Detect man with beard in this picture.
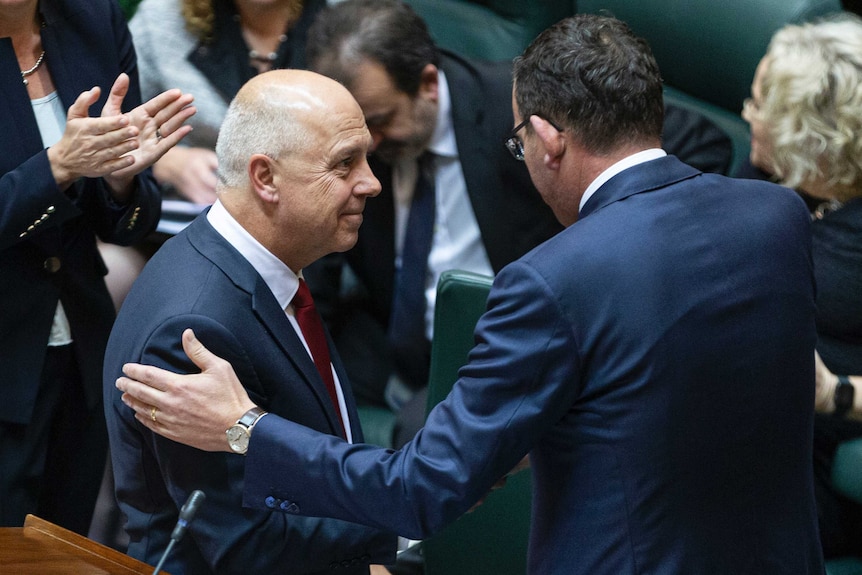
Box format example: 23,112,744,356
302,0,564,447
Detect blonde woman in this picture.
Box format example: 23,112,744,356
740,13,862,560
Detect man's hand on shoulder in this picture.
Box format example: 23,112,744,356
116,328,257,452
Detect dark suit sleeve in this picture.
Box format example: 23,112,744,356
114,314,396,574
241,261,583,539
0,151,82,249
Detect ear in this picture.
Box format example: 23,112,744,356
417,63,439,102
248,154,280,204
530,115,565,170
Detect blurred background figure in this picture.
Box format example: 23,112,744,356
130,0,326,204
739,13,862,562
0,0,193,536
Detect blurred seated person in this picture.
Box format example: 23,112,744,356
302,0,733,448
130,0,325,205
739,13,862,560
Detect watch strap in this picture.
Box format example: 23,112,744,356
237,406,267,430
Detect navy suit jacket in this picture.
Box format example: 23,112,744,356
104,214,396,574
241,156,824,574
0,0,161,424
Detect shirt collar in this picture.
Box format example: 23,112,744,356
206,200,300,309
579,148,667,212
426,70,457,159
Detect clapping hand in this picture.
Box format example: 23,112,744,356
47,73,196,201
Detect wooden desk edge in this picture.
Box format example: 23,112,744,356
23,515,155,574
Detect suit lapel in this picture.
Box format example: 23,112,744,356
184,214,350,437
580,155,701,220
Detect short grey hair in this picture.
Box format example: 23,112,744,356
758,13,862,195
215,87,313,189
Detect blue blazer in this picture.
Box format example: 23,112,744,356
241,156,824,574
104,213,396,574
0,0,161,424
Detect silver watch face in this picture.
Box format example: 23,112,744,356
226,425,250,453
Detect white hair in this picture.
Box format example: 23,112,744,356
759,13,862,196
215,87,313,189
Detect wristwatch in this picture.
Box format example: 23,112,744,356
226,407,267,454
834,376,855,418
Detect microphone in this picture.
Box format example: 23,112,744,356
152,490,206,575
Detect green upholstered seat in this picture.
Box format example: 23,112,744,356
832,438,862,505
827,556,862,575
421,270,533,575
826,438,862,575
355,405,398,448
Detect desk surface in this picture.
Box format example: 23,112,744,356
0,516,154,575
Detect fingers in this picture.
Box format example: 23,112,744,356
119,363,171,394
134,89,196,143
148,104,196,152
48,114,138,186
138,88,188,119
101,73,130,118
119,387,180,441
67,87,101,121
156,122,194,151
152,94,196,139
182,328,223,373
67,91,135,141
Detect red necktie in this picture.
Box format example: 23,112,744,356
292,279,347,438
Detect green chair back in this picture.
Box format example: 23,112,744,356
422,270,533,575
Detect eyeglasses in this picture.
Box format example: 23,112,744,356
504,117,564,161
